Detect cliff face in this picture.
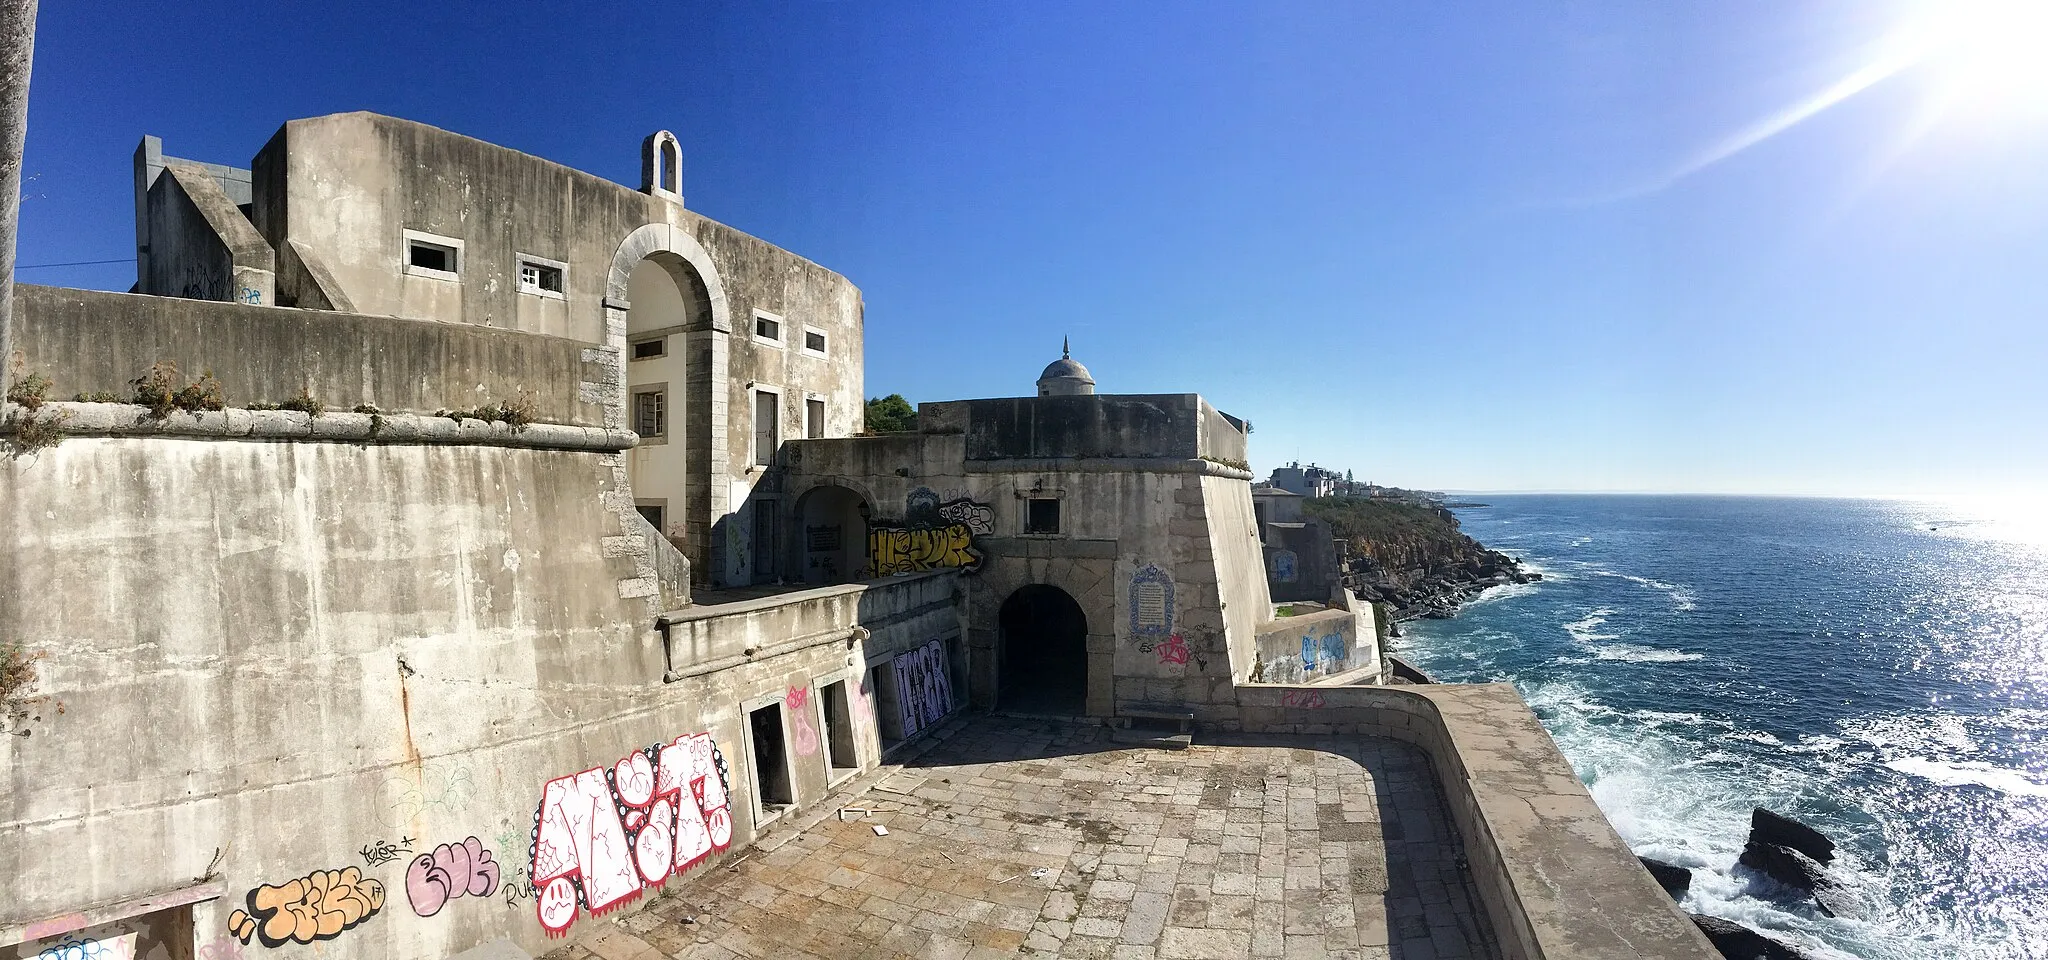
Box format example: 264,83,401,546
1301,497,1538,621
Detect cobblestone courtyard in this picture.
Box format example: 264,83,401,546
546,716,1498,960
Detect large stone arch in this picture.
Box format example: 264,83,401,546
966,550,1118,717
604,222,734,581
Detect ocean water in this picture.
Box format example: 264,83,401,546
1393,495,2048,960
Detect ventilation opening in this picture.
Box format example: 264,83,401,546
820,679,859,781
870,662,904,750
1026,498,1062,535
636,504,664,529
748,703,793,815
632,338,666,360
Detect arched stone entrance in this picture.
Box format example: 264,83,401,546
998,584,1088,715
793,483,869,585
608,223,731,582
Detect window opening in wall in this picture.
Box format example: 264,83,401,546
755,314,781,341
870,661,905,748
660,139,680,194
634,389,667,439
753,499,778,577
1027,498,1062,535
804,329,827,354
753,390,780,466
518,260,564,294
631,338,666,360
636,504,664,529
408,239,457,273
805,397,825,439
748,702,793,814
820,679,859,780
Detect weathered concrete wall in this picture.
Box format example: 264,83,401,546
142,164,274,306
0,432,958,959
1263,514,1342,603
10,285,607,426
1252,607,1357,683
1235,683,1720,960
783,421,1268,724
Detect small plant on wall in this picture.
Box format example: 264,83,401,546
5,353,67,457
2,639,63,737
129,361,227,420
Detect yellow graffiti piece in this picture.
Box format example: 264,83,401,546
228,867,386,947
868,523,980,574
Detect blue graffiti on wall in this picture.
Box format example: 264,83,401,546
1271,550,1298,583
1301,631,1346,673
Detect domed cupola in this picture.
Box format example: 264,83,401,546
1036,337,1096,397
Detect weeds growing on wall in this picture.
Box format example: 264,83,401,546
438,393,537,432
129,362,232,419
5,366,52,411
71,391,121,403
278,387,324,417
354,404,386,439
6,409,70,457
2,640,63,737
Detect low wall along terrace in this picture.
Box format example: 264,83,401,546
1234,683,1721,960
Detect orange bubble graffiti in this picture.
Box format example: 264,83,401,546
227,867,386,948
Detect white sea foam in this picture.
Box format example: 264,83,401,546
1885,758,2048,798
1593,570,1699,611
1784,734,1846,755
1563,608,1618,644
1728,730,1785,747
1592,644,1705,663
1465,578,1542,607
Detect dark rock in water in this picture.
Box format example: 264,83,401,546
1739,841,1832,907
1638,856,1691,898
1690,914,1818,960
1750,807,1835,864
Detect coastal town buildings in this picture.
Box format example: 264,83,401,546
0,108,1717,959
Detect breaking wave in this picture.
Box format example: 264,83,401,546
1884,758,2048,798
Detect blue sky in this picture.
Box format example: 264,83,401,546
16,1,2048,497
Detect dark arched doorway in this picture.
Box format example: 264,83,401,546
793,484,868,585
998,584,1088,715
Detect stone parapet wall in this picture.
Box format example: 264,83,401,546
1234,683,1720,960
9,284,608,427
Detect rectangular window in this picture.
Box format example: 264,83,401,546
403,229,463,279
518,259,564,294
753,500,778,576
821,679,859,779
408,240,456,272
636,504,664,529
805,398,825,439
748,703,793,814
634,390,666,439
1026,498,1061,535
754,313,781,342
803,328,828,356
753,390,779,466
631,338,666,360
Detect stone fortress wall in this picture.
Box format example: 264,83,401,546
0,109,1715,959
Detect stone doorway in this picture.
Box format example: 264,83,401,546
998,584,1088,715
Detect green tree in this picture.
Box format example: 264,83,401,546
864,394,916,433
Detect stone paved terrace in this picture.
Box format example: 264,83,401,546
544,716,1499,960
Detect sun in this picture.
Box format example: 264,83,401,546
1894,0,2048,120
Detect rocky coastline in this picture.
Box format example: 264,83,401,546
1305,498,1541,624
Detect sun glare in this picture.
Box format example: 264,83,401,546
1896,0,2048,120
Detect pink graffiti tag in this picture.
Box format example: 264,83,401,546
1156,633,1190,666
405,836,501,917
787,686,821,757
1280,690,1326,710
531,733,733,937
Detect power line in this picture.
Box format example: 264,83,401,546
17,257,134,270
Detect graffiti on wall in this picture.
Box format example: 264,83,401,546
1281,689,1326,710
786,686,820,756
405,836,502,917
197,936,247,960
34,936,123,960
530,733,733,937
1156,633,1191,666
385,766,474,827
1271,550,1298,583
226,868,386,948
868,524,980,574
1299,631,1346,673
869,492,992,575
1129,564,1174,648
894,640,955,738
360,837,414,868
